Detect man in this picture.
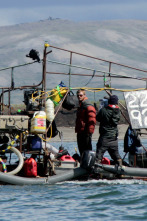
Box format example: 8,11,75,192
96,95,122,166
75,89,96,156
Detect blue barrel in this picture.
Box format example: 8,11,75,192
31,136,42,151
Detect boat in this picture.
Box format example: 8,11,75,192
0,43,147,185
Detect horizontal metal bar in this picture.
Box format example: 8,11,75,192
50,45,147,73
46,60,146,81
0,61,37,72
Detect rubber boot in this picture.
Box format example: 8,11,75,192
116,159,124,178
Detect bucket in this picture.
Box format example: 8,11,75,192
50,85,67,106
45,99,55,122
31,111,46,134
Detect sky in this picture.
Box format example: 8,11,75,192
0,0,147,26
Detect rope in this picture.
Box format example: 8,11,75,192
37,130,52,142
31,87,68,103
31,86,146,103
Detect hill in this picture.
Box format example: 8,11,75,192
0,19,147,105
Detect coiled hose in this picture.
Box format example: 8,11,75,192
7,146,24,175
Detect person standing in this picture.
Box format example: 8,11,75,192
96,95,122,166
75,89,96,156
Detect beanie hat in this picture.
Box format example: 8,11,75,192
108,95,118,105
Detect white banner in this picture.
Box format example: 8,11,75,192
124,90,147,129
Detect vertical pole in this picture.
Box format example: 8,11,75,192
42,42,49,149
109,62,111,73
108,62,112,87
11,67,14,89
104,73,106,87
2,89,4,114
69,52,72,89
20,132,22,152
42,45,47,107
109,62,112,93
0,91,2,114
8,89,11,114
42,46,47,94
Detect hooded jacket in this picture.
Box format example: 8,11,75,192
75,98,96,134
96,105,120,138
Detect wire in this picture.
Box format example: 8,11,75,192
85,70,96,86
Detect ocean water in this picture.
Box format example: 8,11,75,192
1,140,147,221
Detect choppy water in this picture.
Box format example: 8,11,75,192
1,140,147,221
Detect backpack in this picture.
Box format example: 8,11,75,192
124,126,142,154
62,91,79,110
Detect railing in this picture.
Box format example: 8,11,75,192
49,45,147,88
0,44,147,114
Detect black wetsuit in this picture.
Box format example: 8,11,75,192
96,105,121,162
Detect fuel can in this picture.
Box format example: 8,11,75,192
24,158,37,177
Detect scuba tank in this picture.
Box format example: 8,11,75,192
45,99,55,122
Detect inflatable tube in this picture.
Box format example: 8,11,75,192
97,163,147,177
7,147,24,175
46,167,87,185
0,167,87,185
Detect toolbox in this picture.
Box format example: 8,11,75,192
0,115,29,131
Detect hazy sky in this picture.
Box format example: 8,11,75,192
0,0,147,26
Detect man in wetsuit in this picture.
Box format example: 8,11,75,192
75,89,96,156
96,95,122,166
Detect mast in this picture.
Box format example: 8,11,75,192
42,42,52,106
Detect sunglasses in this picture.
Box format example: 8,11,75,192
77,94,84,97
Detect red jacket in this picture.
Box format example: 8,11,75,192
75,98,96,134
